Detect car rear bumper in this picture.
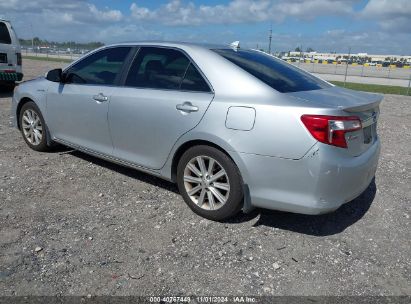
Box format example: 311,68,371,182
239,139,380,214
0,71,23,81
0,64,23,82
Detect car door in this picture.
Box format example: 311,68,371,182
46,46,132,155
109,46,214,170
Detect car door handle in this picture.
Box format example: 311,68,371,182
176,102,198,113
93,93,108,102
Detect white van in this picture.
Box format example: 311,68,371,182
0,19,23,87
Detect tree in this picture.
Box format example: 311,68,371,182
306,47,314,52
33,37,41,46
18,37,104,50
295,47,301,52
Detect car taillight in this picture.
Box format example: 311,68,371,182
16,53,22,66
301,115,362,148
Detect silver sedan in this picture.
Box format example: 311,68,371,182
11,42,382,221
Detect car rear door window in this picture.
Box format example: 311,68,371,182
0,22,12,44
66,47,131,85
213,49,331,93
125,47,191,90
180,63,210,92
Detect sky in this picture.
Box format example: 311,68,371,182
0,0,410,55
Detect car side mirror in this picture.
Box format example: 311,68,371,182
46,68,63,82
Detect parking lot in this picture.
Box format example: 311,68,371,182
0,59,410,296
293,62,411,80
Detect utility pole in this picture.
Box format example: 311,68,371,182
344,47,351,87
30,23,34,53
268,23,272,54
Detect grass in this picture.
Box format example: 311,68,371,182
22,55,73,63
331,81,410,96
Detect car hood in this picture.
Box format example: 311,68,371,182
286,86,383,112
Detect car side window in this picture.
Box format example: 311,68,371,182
0,22,12,44
65,47,131,85
181,63,210,92
125,47,190,90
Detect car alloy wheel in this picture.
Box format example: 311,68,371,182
183,155,230,210
22,108,43,146
19,101,52,152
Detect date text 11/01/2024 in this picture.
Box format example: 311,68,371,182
149,296,257,303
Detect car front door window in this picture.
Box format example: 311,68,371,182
66,47,131,85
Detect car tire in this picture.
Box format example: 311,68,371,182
0,81,15,92
7,81,16,90
177,145,244,221
19,101,52,152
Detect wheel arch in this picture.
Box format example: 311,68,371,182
169,138,254,214
15,97,54,147
170,139,242,183
16,97,35,130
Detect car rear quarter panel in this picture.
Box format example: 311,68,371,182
192,96,318,160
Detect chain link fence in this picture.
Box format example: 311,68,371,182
22,48,82,62
291,61,411,80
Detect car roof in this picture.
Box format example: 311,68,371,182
104,41,231,51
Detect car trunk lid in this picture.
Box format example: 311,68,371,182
288,86,383,156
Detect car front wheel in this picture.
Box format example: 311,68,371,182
19,101,51,152
177,145,244,221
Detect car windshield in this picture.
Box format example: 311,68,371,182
0,22,12,44
213,49,331,93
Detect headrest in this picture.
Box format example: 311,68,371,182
145,60,163,73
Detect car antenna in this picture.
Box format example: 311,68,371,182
229,41,240,51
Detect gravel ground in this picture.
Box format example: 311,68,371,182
0,59,410,296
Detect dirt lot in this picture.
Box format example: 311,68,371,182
0,59,410,296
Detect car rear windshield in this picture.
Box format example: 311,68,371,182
0,22,12,44
213,49,330,93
